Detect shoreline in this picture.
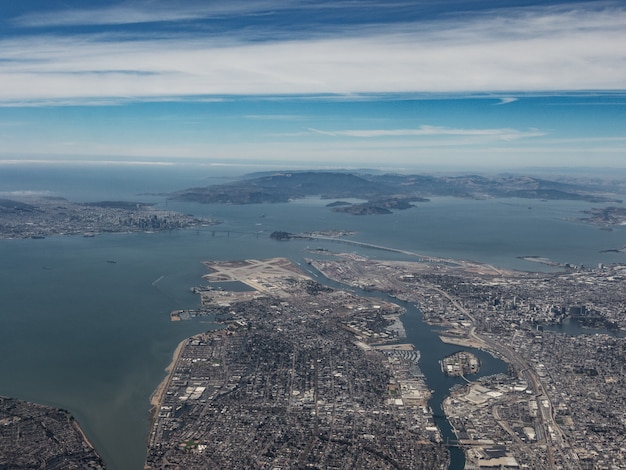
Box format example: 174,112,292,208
70,418,98,451
438,334,488,349
150,338,188,409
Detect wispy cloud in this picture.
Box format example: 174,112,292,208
12,1,291,27
3,133,625,169
245,114,308,121
495,97,518,106
12,1,440,28
308,125,546,140
1,3,626,104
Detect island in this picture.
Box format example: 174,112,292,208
579,206,626,227
0,396,105,469
146,258,448,469
440,351,481,377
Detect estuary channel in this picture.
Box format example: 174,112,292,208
301,263,509,470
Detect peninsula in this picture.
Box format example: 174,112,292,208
0,197,218,239
170,171,622,214
0,396,105,469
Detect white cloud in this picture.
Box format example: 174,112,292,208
12,1,293,27
244,114,309,121
13,1,435,28
495,98,518,105
2,133,625,169
1,3,626,103
307,126,545,140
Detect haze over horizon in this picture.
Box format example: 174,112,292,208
1,1,625,170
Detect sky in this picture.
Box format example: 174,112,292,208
0,0,625,171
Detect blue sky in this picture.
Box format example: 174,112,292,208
0,1,625,170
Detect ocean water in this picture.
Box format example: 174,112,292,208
0,164,624,469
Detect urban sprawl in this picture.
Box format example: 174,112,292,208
1,199,626,468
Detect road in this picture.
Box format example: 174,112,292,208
429,285,580,469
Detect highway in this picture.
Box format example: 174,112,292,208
430,285,580,469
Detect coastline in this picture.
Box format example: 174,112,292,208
71,418,98,451
438,334,487,349
150,338,188,409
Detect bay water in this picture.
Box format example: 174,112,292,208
0,164,624,469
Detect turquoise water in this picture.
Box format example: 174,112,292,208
0,165,624,468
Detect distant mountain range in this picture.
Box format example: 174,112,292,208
170,171,622,213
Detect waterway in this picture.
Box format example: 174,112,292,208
302,263,509,469
0,164,624,469
543,317,626,338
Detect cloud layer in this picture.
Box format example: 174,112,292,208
308,126,546,140
1,2,625,104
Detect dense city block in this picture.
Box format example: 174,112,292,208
147,258,448,469
0,197,217,239
0,397,105,469
311,254,626,469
